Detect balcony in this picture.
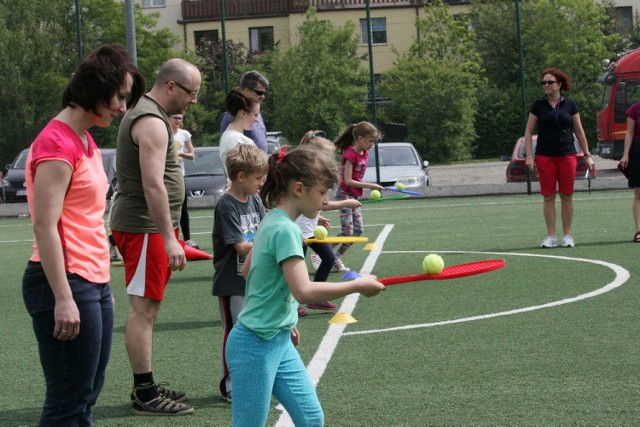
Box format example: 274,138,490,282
181,0,443,22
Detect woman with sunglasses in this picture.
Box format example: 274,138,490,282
524,67,594,248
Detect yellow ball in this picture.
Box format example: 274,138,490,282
370,190,381,200
422,254,444,275
313,225,328,240
395,182,406,190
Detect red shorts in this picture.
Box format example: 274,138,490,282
535,154,577,196
111,229,179,301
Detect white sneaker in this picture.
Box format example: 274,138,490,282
310,253,321,271
540,236,557,248
562,235,575,248
333,258,350,273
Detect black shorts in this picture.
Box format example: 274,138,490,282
628,142,640,188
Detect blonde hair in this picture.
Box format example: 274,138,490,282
299,130,335,153
225,144,268,181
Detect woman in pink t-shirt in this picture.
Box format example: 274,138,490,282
22,45,144,425
332,121,384,272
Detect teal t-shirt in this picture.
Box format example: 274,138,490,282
238,208,303,340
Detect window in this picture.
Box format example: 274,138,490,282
249,27,274,53
194,30,219,57
616,6,633,33
360,18,387,45
141,0,165,7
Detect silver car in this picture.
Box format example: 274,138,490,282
363,142,430,195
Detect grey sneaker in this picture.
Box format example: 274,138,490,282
540,236,557,248
561,235,575,248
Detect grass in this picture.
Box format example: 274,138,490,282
1,191,640,426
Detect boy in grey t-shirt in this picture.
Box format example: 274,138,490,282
212,144,268,403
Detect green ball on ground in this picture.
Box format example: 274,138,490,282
395,182,406,190
313,225,328,240
423,254,444,274
370,190,381,200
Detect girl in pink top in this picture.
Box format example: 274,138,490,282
332,121,384,271
22,45,144,426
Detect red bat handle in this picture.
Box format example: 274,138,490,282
380,273,436,286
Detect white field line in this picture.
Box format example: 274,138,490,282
274,224,395,426
344,250,629,337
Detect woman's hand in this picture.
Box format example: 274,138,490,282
526,156,536,172
54,297,80,341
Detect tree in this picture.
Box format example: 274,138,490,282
259,8,368,141
0,0,179,168
379,0,484,163
472,0,619,155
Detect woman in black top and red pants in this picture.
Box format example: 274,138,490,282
524,67,594,248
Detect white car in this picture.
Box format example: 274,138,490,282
363,142,430,196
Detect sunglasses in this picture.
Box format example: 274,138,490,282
251,88,266,96
541,80,558,86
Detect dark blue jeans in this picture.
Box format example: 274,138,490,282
303,242,335,282
22,262,114,427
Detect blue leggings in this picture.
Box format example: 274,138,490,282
226,322,324,427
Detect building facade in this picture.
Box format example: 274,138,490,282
140,0,638,73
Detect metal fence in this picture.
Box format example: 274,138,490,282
0,0,634,217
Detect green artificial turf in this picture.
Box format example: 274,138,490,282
1,191,639,426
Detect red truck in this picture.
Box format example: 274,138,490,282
597,48,640,160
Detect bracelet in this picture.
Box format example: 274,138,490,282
526,155,533,159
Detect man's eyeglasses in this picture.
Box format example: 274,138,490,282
168,81,199,96
541,80,558,86
251,88,266,96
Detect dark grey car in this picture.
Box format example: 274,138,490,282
184,146,226,206
2,148,29,202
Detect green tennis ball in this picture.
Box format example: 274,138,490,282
313,225,328,240
370,190,381,200
395,182,406,190
422,254,444,275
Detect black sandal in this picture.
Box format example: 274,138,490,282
633,231,640,242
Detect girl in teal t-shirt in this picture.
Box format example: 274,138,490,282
226,146,385,426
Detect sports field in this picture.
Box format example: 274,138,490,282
1,191,639,426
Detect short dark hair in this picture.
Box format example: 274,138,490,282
62,44,145,115
240,70,269,90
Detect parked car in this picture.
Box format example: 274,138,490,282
266,131,289,154
184,146,226,205
363,142,430,195
100,148,117,200
2,148,29,202
505,135,589,183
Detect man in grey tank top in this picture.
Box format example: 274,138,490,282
110,58,201,416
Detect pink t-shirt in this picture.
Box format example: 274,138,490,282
27,119,110,284
339,145,369,197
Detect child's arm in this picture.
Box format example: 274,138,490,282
322,199,362,211
233,241,252,256
282,257,385,303
241,249,252,280
343,160,384,191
